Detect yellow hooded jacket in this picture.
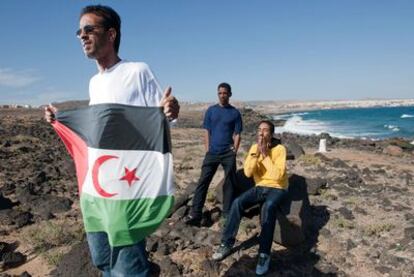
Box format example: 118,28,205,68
243,143,288,190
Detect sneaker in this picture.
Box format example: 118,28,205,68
255,253,270,275
212,243,232,261
183,214,201,227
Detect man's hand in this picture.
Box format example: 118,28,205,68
257,135,270,157
256,136,263,156
159,86,179,120
44,104,58,123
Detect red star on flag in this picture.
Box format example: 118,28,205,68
120,167,140,187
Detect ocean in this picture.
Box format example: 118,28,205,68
273,106,414,141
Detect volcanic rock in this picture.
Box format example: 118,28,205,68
51,241,100,277
383,145,403,156
1,251,26,270
0,194,13,210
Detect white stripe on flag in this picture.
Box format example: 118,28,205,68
81,147,174,200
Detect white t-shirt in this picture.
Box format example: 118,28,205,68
89,60,163,107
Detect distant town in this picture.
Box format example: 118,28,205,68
0,104,33,109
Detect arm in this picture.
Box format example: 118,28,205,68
260,145,287,183
233,111,242,153
202,108,211,152
243,144,259,178
204,129,210,152
233,133,241,153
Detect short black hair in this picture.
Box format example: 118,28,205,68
258,120,275,134
80,5,121,53
217,82,232,93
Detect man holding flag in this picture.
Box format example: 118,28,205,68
45,5,179,277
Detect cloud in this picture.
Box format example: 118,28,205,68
0,68,41,88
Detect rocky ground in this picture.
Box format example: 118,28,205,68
0,104,414,277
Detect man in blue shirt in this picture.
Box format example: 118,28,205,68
185,82,243,226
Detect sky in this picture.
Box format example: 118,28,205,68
0,0,413,106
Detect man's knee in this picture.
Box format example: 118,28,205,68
261,201,278,222
86,233,111,270
111,241,150,277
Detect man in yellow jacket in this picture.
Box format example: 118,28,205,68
212,120,288,276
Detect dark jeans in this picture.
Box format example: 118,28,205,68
222,186,287,255
191,149,237,218
87,232,149,277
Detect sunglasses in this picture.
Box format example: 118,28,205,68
76,25,106,38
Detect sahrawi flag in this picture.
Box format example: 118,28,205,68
52,104,174,247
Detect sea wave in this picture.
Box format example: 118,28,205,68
384,124,400,132
272,107,413,139
274,115,325,135
274,115,355,138
273,112,309,120
275,114,394,139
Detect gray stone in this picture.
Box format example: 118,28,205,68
346,239,356,250
170,191,191,216
389,269,403,277
404,226,414,240
332,159,349,169
404,213,414,221
383,145,403,156
30,171,47,185
376,266,392,274
51,241,100,277
380,253,406,268
1,251,26,269
313,260,339,275
157,243,171,256
337,207,354,220
319,228,332,238
0,209,32,228
306,177,327,195
0,194,13,210
158,257,181,276
285,142,305,160
354,206,367,215
170,205,187,220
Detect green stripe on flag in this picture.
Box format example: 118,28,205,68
80,193,174,247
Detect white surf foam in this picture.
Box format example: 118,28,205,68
273,115,350,137
384,124,400,132
274,114,388,139
401,114,414,118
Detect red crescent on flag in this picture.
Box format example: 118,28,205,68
92,155,119,198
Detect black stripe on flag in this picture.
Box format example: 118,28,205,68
56,104,171,153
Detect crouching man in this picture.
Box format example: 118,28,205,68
212,120,288,276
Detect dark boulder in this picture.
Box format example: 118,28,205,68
1,251,26,269
51,240,100,277
0,209,33,228
304,177,327,195
285,142,305,160
0,194,14,210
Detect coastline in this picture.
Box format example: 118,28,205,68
243,98,414,115
243,99,414,141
